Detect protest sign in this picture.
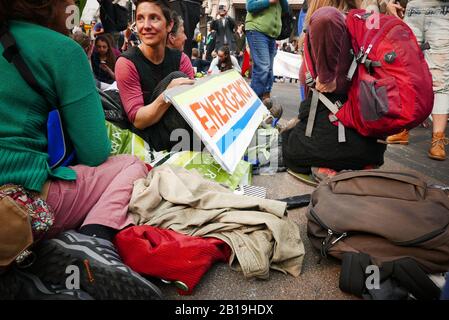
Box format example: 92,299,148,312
164,70,268,173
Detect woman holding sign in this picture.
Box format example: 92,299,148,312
115,0,197,151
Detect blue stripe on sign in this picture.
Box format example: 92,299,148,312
216,99,262,154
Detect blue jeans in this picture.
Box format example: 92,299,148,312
246,30,277,98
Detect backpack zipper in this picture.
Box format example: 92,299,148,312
309,209,348,259
361,19,399,64
392,223,449,247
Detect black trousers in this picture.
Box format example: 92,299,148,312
282,94,387,173
168,0,202,58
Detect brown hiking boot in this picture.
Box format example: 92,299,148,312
262,92,271,101
428,132,449,161
386,129,409,145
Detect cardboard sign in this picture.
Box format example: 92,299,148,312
164,70,268,173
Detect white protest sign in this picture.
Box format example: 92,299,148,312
273,50,302,80
164,70,268,173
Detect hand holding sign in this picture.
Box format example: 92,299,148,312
167,78,195,90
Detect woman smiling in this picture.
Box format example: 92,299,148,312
116,0,196,151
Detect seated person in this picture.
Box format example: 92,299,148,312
91,34,116,84
208,46,241,74
0,0,161,299
282,7,386,174
166,10,194,78
115,0,196,151
191,47,210,73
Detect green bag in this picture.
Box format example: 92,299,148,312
166,151,252,190
106,121,152,162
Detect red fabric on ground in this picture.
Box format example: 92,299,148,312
114,226,232,295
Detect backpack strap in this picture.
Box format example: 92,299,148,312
303,31,346,143
339,252,441,300
339,252,372,297
383,258,441,300
0,23,46,98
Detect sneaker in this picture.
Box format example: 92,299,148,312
311,167,338,183
27,230,163,300
287,169,319,187
0,268,21,300
1,268,93,300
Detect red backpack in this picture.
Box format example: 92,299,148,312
303,9,434,141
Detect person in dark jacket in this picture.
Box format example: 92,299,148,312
211,5,236,53
234,22,246,66
205,22,217,61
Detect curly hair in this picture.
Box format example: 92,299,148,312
0,0,63,27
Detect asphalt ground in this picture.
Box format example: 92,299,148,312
159,82,448,300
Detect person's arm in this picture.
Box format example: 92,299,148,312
100,63,115,81
229,17,236,32
246,0,278,13
309,7,346,92
115,58,193,130
231,56,242,73
210,20,217,31
54,43,110,166
208,58,219,73
180,53,195,79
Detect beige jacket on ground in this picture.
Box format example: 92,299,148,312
129,165,305,279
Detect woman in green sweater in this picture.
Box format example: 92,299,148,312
0,0,161,300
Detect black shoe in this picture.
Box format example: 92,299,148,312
0,268,21,300
28,230,163,300
0,268,93,300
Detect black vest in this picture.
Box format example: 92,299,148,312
120,47,194,151
121,47,181,105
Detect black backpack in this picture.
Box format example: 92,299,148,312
99,0,129,33
276,6,293,40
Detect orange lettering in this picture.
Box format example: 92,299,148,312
208,94,229,124
201,101,223,128
232,82,248,106
222,88,240,110
238,78,253,99
190,102,217,137
215,91,237,118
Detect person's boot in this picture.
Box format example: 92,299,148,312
386,129,409,145
27,230,163,300
428,132,449,161
262,92,271,101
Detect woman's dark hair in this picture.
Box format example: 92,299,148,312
0,0,63,27
95,35,117,70
218,46,233,72
135,0,172,24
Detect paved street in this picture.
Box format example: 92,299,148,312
160,81,448,300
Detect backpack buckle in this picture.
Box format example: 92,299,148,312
305,72,315,88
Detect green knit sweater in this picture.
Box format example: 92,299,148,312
245,2,282,39
0,21,111,192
